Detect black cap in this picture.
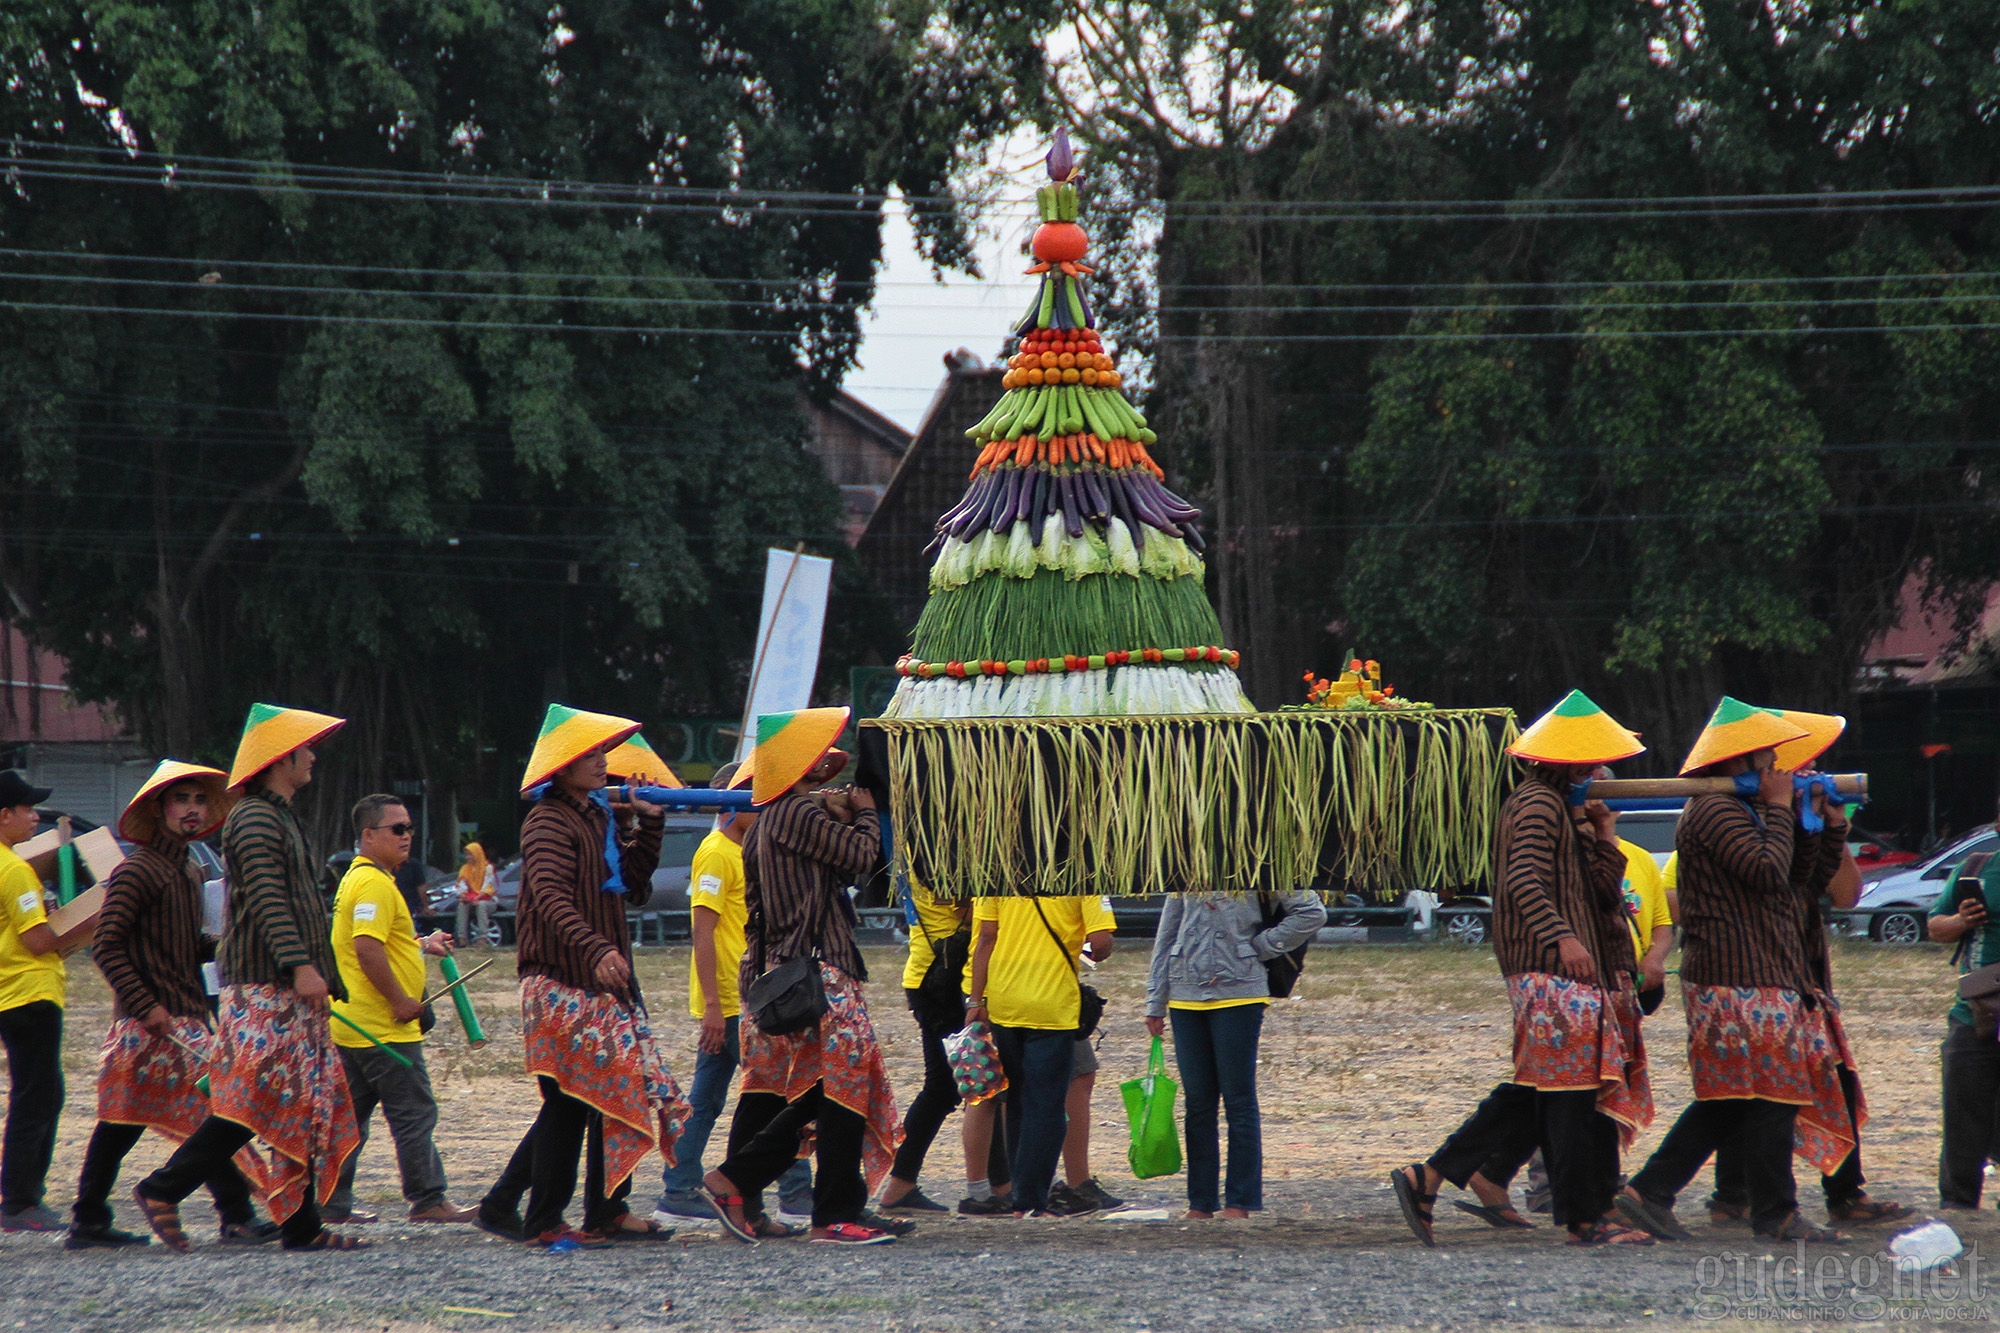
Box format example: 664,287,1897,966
0,771,52,809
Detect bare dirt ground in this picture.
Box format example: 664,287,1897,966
1,938,1991,1331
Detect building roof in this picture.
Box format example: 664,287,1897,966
853,356,1006,631
1859,577,2000,689
0,626,131,746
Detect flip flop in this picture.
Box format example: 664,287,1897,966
590,1215,676,1242
1391,1164,1437,1248
285,1229,371,1252
1615,1191,1694,1241
749,1215,805,1239
1450,1199,1535,1229
1567,1218,1654,1246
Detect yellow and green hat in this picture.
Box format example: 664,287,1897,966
1762,708,1846,773
520,704,642,794
227,703,346,790
1679,696,1811,775
750,707,851,806
1506,690,1645,766
606,733,684,789
121,760,236,842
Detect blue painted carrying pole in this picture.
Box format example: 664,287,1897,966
522,782,755,809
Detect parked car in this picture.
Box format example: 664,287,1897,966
1850,826,2000,944
1615,810,1681,870
1851,826,1920,880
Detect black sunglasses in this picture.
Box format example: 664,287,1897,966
370,822,415,837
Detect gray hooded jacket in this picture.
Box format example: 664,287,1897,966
1144,891,1328,1015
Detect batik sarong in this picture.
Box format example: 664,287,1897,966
739,963,902,1191
1683,984,1855,1176
521,975,690,1194
207,984,360,1223
1508,970,1654,1145
96,1016,271,1196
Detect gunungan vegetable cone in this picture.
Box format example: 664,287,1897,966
884,129,1249,720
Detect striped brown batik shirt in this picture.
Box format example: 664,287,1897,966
1675,793,1810,993
1492,770,1632,982
94,830,211,1020
218,789,345,1001
515,787,663,996
739,793,880,990
1791,816,1849,996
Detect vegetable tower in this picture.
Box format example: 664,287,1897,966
884,130,1250,719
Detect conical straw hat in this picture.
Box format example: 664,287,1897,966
749,708,851,806
520,704,642,794
1679,697,1811,775
120,760,235,842
1763,708,1845,773
227,703,346,791
1506,690,1645,766
606,734,684,788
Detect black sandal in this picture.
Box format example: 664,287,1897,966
1451,1199,1535,1229
1760,1211,1850,1244
1391,1164,1437,1247
285,1228,371,1252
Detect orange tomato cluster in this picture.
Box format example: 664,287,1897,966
1002,330,1121,389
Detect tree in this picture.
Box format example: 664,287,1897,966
0,0,1029,854
1010,0,2000,754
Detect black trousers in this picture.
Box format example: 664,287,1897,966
139,1115,323,1246
1429,1082,1538,1190
1631,1098,1799,1232
1538,1088,1618,1228
1939,1018,2000,1208
890,1004,1011,1189
718,1086,868,1227
485,1080,639,1235
0,1000,63,1213
74,1122,256,1230
1714,1064,1864,1210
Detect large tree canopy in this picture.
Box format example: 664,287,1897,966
1027,0,2000,755
0,0,1030,852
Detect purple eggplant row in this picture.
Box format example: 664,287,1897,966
932,464,1211,548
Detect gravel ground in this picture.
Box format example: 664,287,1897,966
0,939,1989,1331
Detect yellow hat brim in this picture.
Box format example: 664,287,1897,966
521,708,643,794
1679,710,1810,775
1769,709,1846,772
228,707,346,790
121,761,235,842
606,738,684,788
725,751,756,790
1505,709,1644,766
750,708,851,806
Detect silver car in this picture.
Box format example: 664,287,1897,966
1851,826,2000,944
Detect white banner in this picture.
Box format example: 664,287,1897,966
736,548,835,760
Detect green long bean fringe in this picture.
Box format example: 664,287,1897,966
868,709,1521,899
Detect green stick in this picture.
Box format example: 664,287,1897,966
329,1009,415,1069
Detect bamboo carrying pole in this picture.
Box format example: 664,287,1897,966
1584,773,1867,800
433,955,488,1047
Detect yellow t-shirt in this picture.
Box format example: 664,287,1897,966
1661,851,1679,892
331,856,425,1047
687,831,747,1020
1619,838,1672,966
0,843,64,1012
901,880,967,991
973,895,1116,1031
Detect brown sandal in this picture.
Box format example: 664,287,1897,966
1760,1211,1849,1244
131,1186,191,1253
1828,1196,1914,1225
1568,1218,1654,1246
285,1228,371,1252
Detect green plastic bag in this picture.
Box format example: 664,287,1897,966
1120,1035,1182,1179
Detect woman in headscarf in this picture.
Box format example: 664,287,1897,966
454,843,497,948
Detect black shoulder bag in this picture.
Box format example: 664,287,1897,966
909,899,973,1033
744,833,832,1036
1255,892,1313,999
1031,898,1106,1040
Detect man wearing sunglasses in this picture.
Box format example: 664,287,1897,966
325,795,473,1225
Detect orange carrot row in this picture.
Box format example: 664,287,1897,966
967,432,1168,478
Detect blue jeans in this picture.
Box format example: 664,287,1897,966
991,1024,1074,1212
659,1016,809,1209
1170,1004,1265,1212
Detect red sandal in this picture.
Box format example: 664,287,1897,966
699,1186,759,1246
